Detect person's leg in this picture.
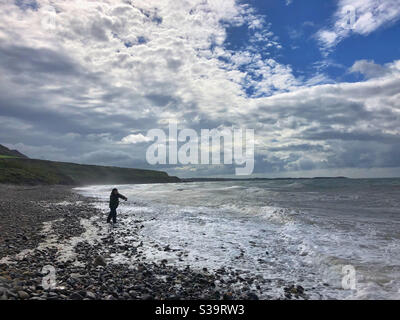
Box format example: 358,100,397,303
107,209,112,223
112,208,117,224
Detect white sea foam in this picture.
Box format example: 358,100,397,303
0,214,105,267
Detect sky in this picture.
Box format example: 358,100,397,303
1,0,400,178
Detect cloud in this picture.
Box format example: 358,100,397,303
0,0,400,177
349,59,396,79
317,0,400,52
246,65,400,172
287,28,303,40
119,133,152,144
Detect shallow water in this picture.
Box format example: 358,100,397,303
76,178,400,299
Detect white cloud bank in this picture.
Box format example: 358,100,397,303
0,0,400,177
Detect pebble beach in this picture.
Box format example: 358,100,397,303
0,184,307,300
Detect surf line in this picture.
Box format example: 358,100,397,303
155,304,190,318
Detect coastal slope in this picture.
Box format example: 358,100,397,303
0,144,179,185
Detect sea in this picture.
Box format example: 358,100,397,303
76,178,400,299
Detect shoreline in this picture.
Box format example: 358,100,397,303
0,184,308,300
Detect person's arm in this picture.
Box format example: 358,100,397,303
118,193,128,201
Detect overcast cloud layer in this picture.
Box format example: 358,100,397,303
1,0,400,178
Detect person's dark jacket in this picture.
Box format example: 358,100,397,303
109,193,127,209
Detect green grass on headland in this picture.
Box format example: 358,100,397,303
0,155,19,159
0,144,28,158
0,158,180,185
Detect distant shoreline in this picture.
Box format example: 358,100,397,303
181,176,349,182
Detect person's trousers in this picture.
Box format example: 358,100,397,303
107,207,117,223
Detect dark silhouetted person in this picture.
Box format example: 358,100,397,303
107,188,127,224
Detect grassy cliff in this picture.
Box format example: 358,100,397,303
0,145,28,159
0,158,180,185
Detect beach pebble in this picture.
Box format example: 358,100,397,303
69,292,84,300
247,292,259,300
17,291,29,299
93,256,106,267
